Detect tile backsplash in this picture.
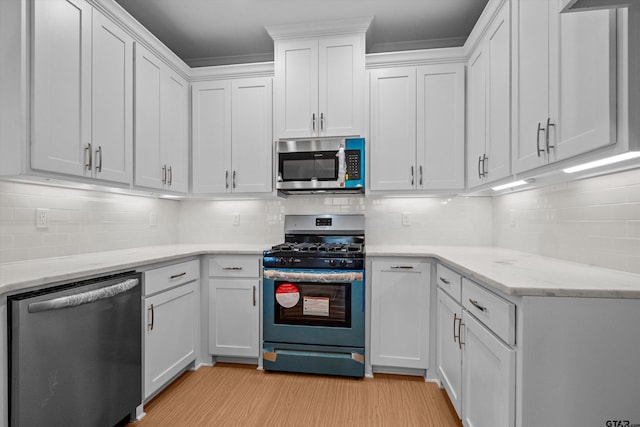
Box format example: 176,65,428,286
0,181,180,263
2,167,640,275
493,168,640,274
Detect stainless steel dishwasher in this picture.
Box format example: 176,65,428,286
8,271,142,427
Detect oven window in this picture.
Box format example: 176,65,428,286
280,152,338,181
274,281,351,328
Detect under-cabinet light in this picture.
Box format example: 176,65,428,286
562,152,640,174
492,179,531,192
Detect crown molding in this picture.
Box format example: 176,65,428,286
189,62,275,82
366,47,467,69
266,17,373,40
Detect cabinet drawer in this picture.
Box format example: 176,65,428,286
462,278,515,346
436,264,462,301
144,259,200,296
209,255,260,277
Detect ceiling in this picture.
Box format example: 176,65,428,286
113,0,489,67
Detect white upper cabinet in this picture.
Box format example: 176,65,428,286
369,63,465,192
192,77,273,195
270,20,368,139
466,1,511,189
369,67,417,191
512,0,617,173
32,0,133,184
417,64,466,191
134,43,189,193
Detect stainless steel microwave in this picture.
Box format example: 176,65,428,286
276,138,365,195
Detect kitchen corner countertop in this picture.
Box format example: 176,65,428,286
366,245,640,299
2,244,640,299
0,244,269,296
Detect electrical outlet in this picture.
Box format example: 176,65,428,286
36,208,49,229
149,211,157,227
232,212,240,226
402,212,411,226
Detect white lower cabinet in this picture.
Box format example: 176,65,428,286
370,258,431,371
462,311,516,427
143,259,200,400
437,265,516,427
208,255,260,358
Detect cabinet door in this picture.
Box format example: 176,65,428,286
512,0,551,173
369,68,417,191
551,8,617,161
209,278,259,358
436,288,463,418
466,48,487,189
31,0,91,177
370,259,430,369
145,282,198,399
485,4,511,183
191,80,232,194
274,39,318,139
318,35,364,137
416,64,465,191
134,43,163,190
91,11,133,184
162,70,189,193
231,77,273,193
462,312,515,427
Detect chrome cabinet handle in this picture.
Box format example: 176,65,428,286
410,166,414,186
225,170,229,189
222,267,243,271
162,164,167,184
312,113,316,131
537,122,546,157
477,155,482,179
390,265,414,270
232,170,236,189
469,298,487,312
458,319,465,349
320,112,324,131
546,117,555,153
253,285,256,306
168,166,173,186
85,143,93,170
482,154,488,177
419,165,423,186
170,272,187,279
95,146,103,172
148,303,154,331
453,313,461,343
439,277,451,285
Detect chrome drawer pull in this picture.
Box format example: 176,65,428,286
469,298,487,312
390,265,414,270
458,319,465,349
148,303,154,331
170,272,187,279
453,313,461,343
222,267,243,271
439,277,451,285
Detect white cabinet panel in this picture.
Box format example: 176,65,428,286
462,312,516,427
436,288,463,417
144,281,198,399
162,70,189,193
208,278,259,358
369,68,417,191
32,0,132,184
370,259,430,370
417,64,465,190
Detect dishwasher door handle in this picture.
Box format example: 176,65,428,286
28,278,139,313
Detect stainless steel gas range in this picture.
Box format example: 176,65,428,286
262,214,365,377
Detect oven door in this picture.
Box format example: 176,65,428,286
263,269,364,348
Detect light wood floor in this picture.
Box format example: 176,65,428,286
130,363,462,426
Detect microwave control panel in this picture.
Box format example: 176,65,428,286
345,150,360,180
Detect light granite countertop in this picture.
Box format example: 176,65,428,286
366,245,640,299
0,244,269,296
2,244,640,299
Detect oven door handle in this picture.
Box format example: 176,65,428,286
263,270,363,282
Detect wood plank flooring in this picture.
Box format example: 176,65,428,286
130,363,462,426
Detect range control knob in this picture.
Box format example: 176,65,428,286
278,257,286,266
329,259,337,267
340,259,348,267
